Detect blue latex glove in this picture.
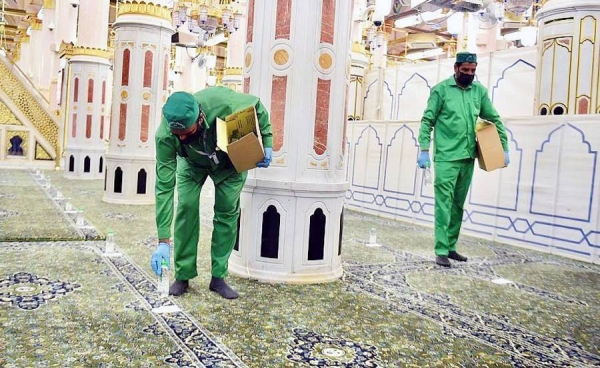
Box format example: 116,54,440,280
257,147,273,168
151,242,170,276
504,151,510,166
417,151,431,169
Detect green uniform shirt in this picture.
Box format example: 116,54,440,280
155,86,273,239
418,76,508,162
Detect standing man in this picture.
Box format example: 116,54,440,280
417,52,509,268
150,87,273,299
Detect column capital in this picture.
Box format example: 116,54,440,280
117,1,172,22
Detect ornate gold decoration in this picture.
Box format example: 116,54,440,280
352,42,366,55
245,52,251,68
224,67,243,75
117,1,172,22
319,54,333,69
59,42,111,60
20,35,30,43
0,102,23,125
43,0,56,9
0,60,59,157
121,90,129,99
273,49,289,65
6,130,29,155
142,91,151,101
29,17,43,30
36,143,52,160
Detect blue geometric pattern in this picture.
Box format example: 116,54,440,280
490,59,536,102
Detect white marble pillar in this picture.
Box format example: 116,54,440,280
64,0,111,180
535,0,600,115
222,17,246,91
103,0,174,204
230,0,353,283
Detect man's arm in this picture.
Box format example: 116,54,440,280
479,89,508,151
255,99,273,148
418,87,443,150
155,126,177,243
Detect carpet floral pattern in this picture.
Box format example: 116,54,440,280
0,168,599,367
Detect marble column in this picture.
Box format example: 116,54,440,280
230,0,353,283
535,0,600,115
222,17,246,91
103,0,174,204
63,0,111,180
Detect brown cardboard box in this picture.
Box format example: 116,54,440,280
475,121,505,172
216,106,264,173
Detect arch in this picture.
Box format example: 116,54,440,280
69,156,75,172
352,125,383,190
83,156,91,173
395,73,432,120
114,167,123,193
308,208,326,261
530,124,597,222
260,205,281,259
383,124,420,195
137,169,147,194
99,157,103,173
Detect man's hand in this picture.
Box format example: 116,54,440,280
151,242,170,276
504,151,510,166
257,147,273,168
417,151,431,169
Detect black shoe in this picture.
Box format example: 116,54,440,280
435,256,451,268
448,251,468,262
169,280,189,296
209,277,239,299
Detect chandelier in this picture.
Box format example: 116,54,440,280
173,0,245,39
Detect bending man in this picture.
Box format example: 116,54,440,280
151,87,273,299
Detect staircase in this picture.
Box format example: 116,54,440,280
0,53,61,168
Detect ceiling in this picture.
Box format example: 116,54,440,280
1,0,542,62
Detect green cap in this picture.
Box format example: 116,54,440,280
456,52,477,63
162,91,199,130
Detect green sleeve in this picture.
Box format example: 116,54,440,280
418,87,443,150
479,89,508,151
155,125,177,240
256,99,273,148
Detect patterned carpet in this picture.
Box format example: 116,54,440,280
1,168,599,367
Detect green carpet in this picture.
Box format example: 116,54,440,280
1,168,599,367
0,170,81,241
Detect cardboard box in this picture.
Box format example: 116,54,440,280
216,105,264,173
475,121,505,172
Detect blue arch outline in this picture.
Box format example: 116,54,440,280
491,59,536,102
395,73,432,119
383,125,419,196
352,125,383,190
362,79,378,119
530,123,597,222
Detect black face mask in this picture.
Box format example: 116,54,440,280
456,72,475,86
178,124,202,145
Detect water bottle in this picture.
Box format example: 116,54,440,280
424,167,432,186
368,227,377,245
105,229,115,254
76,208,85,227
158,260,170,298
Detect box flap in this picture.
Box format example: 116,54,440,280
216,117,229,153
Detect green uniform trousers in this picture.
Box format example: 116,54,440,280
174,166,246,281
434,158,475,256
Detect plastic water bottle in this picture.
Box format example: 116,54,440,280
65,199,73,212
368,227,377,245
158,260,170,298
424,167,432,186
105,229,115,254
76,208,85,227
